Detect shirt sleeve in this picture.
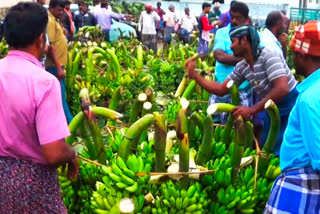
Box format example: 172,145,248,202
47,19,56,43
201,16,213,31
299,97,320,170
264,50,288,81
228,63,245,86
35,77,70,145
213,28,225,51
111,12,124,20
193,17,198,26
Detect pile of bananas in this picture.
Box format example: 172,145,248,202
101,154,152,194
164,99,181,123
152,180,210,214
75,25,105,43
0,38,8,59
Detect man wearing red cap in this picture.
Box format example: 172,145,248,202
264,21,320,214
138,4,160,53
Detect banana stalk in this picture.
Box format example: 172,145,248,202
207,103,235,116
107,86,123,127
154,112,167,172
139,102,153,142
118,114,155,160
136,45,143,70
174,76,187,98
176,108,189,189
182,80,197,99
129,93,147,124
244,121,254,149
195,116,213,165
231,116,245,172
189,112,205,136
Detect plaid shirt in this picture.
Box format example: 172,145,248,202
264,167,320,214
209,89,252,124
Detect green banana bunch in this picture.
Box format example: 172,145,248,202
164,99,181,124
152,180,210,213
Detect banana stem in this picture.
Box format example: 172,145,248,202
154,112,167,172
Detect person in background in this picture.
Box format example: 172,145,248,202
154,2,165,39
163,4,178,50
37,0,46,5
186,25,298,156
92,0,112,15
138,4,160,53
208,2,221,24
47,0,73,123
264,21,320,214
0,3,78,213
60,0,74,40
210,1,251,124
74,2,96,32
94,0,128,42
261,11,288,58
197,2,214,55
219,0,236,28
281,9,290,33
179,7,198,44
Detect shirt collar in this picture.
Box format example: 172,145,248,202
263,28,278,43
48,11,59,22
297,68,320,93
7,50,43,68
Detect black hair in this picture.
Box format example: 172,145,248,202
49,0,65,8
101,0,108,8
265,11,283,30
230,1,249,18
202,2,211,10
157,2,161,6
63,0,71,6
4,2,48,49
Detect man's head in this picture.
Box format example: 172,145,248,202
290,21,320,77
101,0,109,8
80,2,89,14
185,7,190,16
169,4,175,12
37,0,46,6
145,4,153,14
63,0,71,11
213,3,220,12
202,2,211,14
281,9,287,16
4,2,48,57
229,25,260,60
49,0,65,18
157,2,161,9
230,1,249,27
265,11,286,37
93,0,99,6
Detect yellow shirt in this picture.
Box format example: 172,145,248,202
46,11,68,67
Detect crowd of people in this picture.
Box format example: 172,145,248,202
0,0,320,213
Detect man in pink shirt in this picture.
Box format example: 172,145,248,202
0,3,78,213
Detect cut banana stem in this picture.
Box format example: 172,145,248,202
175,76,187,98
207,103,235,116
165,130,177,153
142,102,153,116
154,112,167,172
138,93,147,102
180,97,190,110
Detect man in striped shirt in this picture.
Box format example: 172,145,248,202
186,25,298,155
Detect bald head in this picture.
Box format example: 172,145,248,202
265,11,286,37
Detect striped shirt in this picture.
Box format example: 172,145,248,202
228,48,297,98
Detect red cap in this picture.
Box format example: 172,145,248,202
145,4,153,10
290,21,320,57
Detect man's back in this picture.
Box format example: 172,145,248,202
0,51,68,164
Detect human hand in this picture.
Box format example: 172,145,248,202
57,66,65,80
231,106,254,120
185,57,197,78
67,156,79,180
278,32,288,45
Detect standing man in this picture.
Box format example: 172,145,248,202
138,4,160,53
219,0,236,28
154,2,165,39
94,0,127,42
47,0,73,123
60,0,74,40
264,21,320,214
0,3,78,213
210,1,251,124
208,2,221,24
163,4,178,50
261,11,288,58
198,2,214,55
186,25,298,155
179,7,198,44
73,2,96,32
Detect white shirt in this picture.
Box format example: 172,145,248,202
260,28,284,57
139,11,160,35
163,10,178,27
180,13,197,32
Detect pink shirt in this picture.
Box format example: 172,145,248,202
0,50,70,164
